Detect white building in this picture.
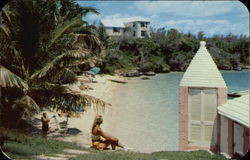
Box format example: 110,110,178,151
102,17,151,38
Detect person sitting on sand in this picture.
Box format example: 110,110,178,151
41,112,50,137
91,115,126,150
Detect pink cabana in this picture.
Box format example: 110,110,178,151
179,41,227,152
218,92,250,157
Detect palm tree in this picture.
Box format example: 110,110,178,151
0,0,108,128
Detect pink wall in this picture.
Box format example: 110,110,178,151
213,87,227,153
243,128,250,154
217,88,227,105
179,86,188,150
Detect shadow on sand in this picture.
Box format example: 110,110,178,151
66,128,82,135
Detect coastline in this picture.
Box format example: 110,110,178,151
32,70,250,152
33,74,121,147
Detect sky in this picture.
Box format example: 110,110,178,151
77,0,249,37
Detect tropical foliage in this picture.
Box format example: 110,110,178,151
0,0,107,128
102,27,249,73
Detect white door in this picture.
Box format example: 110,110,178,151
188,88,217,147
233,123,244,153
220,116,228,154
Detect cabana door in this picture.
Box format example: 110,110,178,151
220,116,229,153
188,88,217,147
233,123,244,154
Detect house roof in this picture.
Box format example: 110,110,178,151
180,41,227,88
123,16,149,23
102,16,149,28
218,91,250,128
102,20,125,28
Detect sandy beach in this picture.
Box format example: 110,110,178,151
33,74,125,147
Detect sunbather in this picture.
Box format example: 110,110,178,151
91,115,125,150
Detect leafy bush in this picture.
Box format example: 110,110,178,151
103,49,136,74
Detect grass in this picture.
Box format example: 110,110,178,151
0,127,228,160
0,127,83,159
69,150,228,160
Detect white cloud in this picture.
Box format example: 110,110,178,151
100,13,128,27
157,19,249,36
133,1,240,17
87,14,101,21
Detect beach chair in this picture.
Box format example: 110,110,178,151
52,114,69,134
84,67,100,81
58,121,68,134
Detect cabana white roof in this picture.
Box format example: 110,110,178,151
218,92,250,128
180,41,227,88
102,16,149,28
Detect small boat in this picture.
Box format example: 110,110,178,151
141,77,150,80
233,65,242,71
108,79,128,84
125,72,140,77
222,64,231,70
227,92,241,97
144,71,156,76
227,90,248,97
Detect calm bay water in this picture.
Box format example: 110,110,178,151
106,70,249,153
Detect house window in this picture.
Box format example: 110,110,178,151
133,23,136,27
141,22,147,27
141,31,147,37
133,31,136,37
113,28,120,33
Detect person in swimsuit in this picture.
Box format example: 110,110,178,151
41,112,50,137
91,115,125,150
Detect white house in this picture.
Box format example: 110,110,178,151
102,16,151,38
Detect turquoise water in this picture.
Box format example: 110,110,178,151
222,70,250,93
107,70,249,153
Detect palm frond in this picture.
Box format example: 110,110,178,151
48,14,84,48
81,7,100,16
35,67,77,84
12,95,40,120
29,54,62,80
70,33,102,53
1,7,13,26
0,7,13,39
0,65,28,90
31,86,110,113
30,48,91,81
49,93,110,113
59,68,78,83
0,24,11,39
78,33,102,52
